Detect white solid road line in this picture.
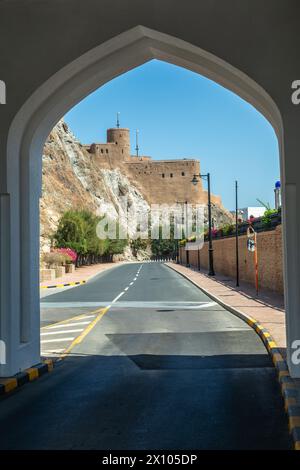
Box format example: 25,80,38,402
47,321,92,329
107,301,218,309
77,314,96,319
42,349,65,354
195,302,217,309
41,337,75,343
40,302,105,308
41,329,84,336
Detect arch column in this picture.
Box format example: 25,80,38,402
281,116,300,377
0,148,40,377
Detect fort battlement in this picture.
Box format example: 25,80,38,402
86,127,222,206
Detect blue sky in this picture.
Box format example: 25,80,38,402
65,60,279,211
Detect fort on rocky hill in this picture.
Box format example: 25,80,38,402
41,121,233,253
84,127,222,207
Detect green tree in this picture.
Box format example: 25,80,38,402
53,210,88,258
151,224,177,257
106,222,128,256
131,237,148,257
54,210,129,264
261,208,277,228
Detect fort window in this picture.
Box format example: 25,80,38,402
181,172,185,176
162,173,165,178
170,173,173,177
106,149,108,154
101,149,103,153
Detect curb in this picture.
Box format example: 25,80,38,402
0,360,54,396
166,262,300,450
40,280,86,289
40,262,125,290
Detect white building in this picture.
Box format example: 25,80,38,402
232,207,266,221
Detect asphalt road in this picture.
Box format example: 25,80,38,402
0,262,292,449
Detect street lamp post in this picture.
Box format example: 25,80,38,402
191,172,215,276
184,201,190,267
176,200,189,267
235,180,239,287
176,238,180,264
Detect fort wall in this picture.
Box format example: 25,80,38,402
86,127,222,207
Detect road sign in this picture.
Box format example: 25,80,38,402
247,238,256,252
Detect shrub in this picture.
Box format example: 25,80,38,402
262,209,277,228
42,252,70,268
222,224,235,236
131,238,148,256
151,223,177,256
56,247,77,263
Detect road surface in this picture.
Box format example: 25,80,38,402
0,262,292,449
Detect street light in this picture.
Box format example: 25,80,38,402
176,200,189,267
191,173,215,276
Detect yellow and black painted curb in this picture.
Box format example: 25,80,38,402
244,319,300,451
40,280,86,289
0,360,54,396
166,263,300,450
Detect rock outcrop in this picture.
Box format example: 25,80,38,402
41,121,149,253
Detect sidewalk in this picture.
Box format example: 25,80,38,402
167,262,286,352
40,262,121,287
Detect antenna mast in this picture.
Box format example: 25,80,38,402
135,129,139,157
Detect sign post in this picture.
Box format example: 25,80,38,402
247,226,258,296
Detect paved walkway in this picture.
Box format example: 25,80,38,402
40,262,121,287
167,262,286,352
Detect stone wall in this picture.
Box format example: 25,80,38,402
179,225,284,294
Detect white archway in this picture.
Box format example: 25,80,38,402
3,26,293,377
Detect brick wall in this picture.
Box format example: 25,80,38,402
180,225,284,294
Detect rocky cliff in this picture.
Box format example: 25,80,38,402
41,120,233,254
41,121,149,254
